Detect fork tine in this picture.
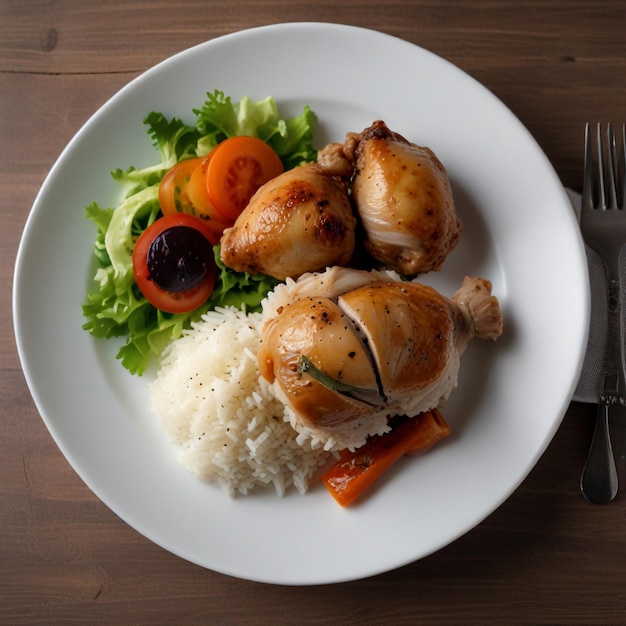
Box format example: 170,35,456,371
617,122,626,209
605,123,619,210
596,123,608,209
607,122,626,209
583,123,626,211
583,122,594,209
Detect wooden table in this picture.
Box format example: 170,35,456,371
3,1,626,622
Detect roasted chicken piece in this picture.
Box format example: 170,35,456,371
219,162,356,281
257,296,382,432
318,120,462,275
259,267,502,450
337,277,501,418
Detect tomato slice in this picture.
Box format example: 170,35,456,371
185,154,233,231
206,136,284,221
159,157,231,238
158,157,201,216
132,213,218,314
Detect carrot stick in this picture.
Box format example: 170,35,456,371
321,409,451,507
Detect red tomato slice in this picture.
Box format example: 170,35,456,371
159,157,231,238
132,213,218,314
158,157,201,216
185,154,232,235
206,136,284,221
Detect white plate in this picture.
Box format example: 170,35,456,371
13,23,589,585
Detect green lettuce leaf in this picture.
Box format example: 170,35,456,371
111,114,200,197
83,90,317,375
208,245,279,312
194,90,318,167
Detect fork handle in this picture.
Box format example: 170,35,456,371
606,275,626,397
581,398,619,504
580,269,622,504
580,245,625,504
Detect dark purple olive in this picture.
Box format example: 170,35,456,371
147,225,213,292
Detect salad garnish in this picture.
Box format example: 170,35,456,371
82,90,317,375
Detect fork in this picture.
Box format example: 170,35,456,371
580,122,626,504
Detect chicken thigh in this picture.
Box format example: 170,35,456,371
338,277,501,418
260,267,502,450
219,162,356,280
318,120,462,275
258,295,382,432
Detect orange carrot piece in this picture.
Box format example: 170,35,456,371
321,409,451,507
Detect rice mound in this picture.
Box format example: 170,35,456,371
150,307,331,497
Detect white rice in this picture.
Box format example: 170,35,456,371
150,307,332,497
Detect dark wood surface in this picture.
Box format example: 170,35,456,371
3,1,626,623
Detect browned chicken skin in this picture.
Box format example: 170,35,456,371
338,282,457,403
219,162,356,280
258,296,380,431
219,122,492,449
221,121,459,282
260,267,502,450
318,120,462,275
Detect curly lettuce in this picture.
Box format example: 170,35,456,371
194,90,317,169
82,90,316,375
